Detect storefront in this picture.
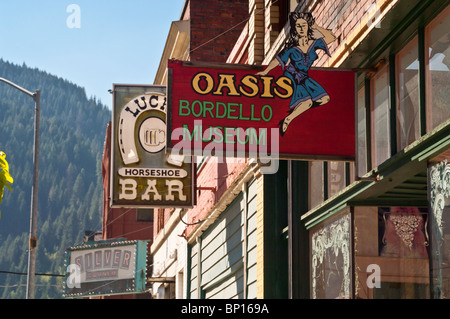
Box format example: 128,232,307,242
150,0,449,299
302,122,449,298
299,0,450,299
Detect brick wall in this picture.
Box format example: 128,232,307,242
258,0,393,67
249,0,265,64
152,0,250,242
264,0,283,56
189,0,249,62
305,0,396,67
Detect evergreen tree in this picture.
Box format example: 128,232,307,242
0,59,111,298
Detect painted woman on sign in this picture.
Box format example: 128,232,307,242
257,12,337,136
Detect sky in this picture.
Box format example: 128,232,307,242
0,0,186,109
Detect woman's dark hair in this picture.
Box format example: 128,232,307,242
285,12,315,49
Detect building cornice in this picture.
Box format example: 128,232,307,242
154,20,190,85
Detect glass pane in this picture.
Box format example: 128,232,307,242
136,208,154,222
372,66,390,167
426,7,450,130
374,282,429,299
310,211,352,299
354,206,430,299
379,207,428,258
357,87,367,176
429,159,450,298
328,161,345,198
397,38,420,150
309,161,323,210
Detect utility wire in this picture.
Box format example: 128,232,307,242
0,270,64,277
73,0,283,245
72,207,134,247
0,284,61,289
4,2,287,299
181,0,280,59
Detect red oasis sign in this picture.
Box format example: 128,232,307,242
167,59,355,161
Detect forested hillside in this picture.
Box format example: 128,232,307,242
0,59,111,298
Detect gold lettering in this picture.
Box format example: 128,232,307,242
259,76,275,98
213,74,240,96
274,76,293,99
239,75,259,97
192,72,214,95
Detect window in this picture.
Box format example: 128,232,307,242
305,3,449,300
309,161,351,207
426,6,450,131
428,158,450,299
136,208,154,222
327,161,346,198
272,0,300,34
396,37,420,150
354,206,430,299
310,209,352,299
371,65,391,168
357,86,368,176
309,161,324,210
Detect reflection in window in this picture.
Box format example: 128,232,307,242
371,65,390,168
357,87,367,176
397,38,420,150
374,282,429,299
309,161,324,210
426,6,450,130
310,211,352,299
354,206,430,299
328,161,345,198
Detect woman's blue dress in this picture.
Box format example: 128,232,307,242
276,38,331,109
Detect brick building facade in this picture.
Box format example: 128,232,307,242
103,0,450,299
